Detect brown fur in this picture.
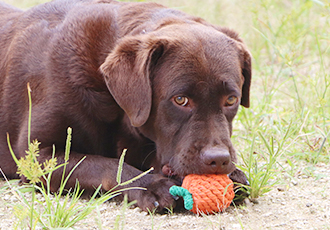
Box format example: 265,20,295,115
0,0,251,211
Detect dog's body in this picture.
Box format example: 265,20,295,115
0,0,251,211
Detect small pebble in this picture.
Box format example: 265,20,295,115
318,178,327,183
254,208,261,213
250,198,259,204
291,180,298,186
261,212,272,217
306,203,313,207
243,198,253,207
309,208,316,214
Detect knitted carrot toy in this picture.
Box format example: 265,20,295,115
169,174,234,214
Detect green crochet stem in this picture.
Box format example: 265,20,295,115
169,185,194,210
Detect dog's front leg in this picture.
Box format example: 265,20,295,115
27,147,177,212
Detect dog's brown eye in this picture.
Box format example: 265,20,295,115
174,96,189,106
226,96,238,106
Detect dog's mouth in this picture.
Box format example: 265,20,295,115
161,160,236,180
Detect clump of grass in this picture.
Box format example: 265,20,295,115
237,122,295,198
3,83,152,229
5,132,145,229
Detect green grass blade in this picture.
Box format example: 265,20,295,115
117,149,127,184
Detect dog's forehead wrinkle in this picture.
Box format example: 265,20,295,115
175,49,241,90
220,79,241,95
155,26,237,74
153,43,238,93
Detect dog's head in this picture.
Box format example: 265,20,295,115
101,23,251,177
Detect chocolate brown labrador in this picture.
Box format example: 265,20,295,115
0,0,251,211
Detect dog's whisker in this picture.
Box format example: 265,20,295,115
141,149,157,169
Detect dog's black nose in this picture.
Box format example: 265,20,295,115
202,148,235,174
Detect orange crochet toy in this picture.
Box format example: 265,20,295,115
169,174,234,214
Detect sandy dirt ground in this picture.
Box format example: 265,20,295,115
0,163,329,230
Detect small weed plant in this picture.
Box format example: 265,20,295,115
3,84,152,229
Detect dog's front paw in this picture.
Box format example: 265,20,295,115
127,175,178,212
229,168,250,204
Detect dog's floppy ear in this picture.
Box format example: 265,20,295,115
100,35,167,127
236,42,252,108
217,27,252,108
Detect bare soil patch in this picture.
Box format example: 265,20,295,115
1,163,329,229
